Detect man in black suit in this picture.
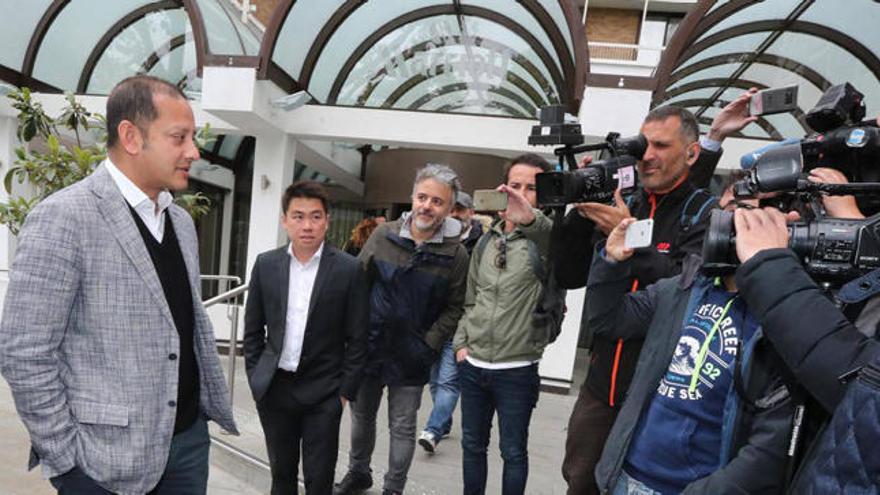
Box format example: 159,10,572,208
244,181,369,494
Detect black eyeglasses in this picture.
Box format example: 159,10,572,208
494,237,507,270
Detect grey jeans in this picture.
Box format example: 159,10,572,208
348,375,423,493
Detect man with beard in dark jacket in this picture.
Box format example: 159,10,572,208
557,91,759,495
335,164,469,495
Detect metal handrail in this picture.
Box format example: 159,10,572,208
200,274,242,285
203,283,249,407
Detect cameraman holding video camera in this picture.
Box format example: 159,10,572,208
733,184,880,492
559,92,759,495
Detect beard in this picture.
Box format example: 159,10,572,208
413,210,441,232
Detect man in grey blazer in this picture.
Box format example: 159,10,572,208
0,75,237,494
244,181,368,494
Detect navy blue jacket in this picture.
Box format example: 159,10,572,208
588,250,793,494
358,216,469,386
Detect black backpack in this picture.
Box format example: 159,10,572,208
473,231,567,345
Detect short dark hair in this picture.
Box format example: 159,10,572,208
106,75,187,148
644,105,699,144
282,181,329,214
504,153,552,183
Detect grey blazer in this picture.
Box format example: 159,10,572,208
0,164,237,495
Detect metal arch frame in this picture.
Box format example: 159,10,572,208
676,0,762,55
680,20,880,117
141,34,190,73
373,65,544,116
654,0,880,120
354,36,555,109
257,0,587,113
401,82,537,117
435,99,529,119
20,0,70,86
255,0,298,80
666,52,832,93
678,21,880,79
16,0,217,93
179,0,209,74
297,0,368,87
294,0,578,102
326,6,565,108
556,0,589,107
670,98,780,139
652,0,718,105
667,78,810,133
77,0,182,93
0,63,59,93
665,77,768,100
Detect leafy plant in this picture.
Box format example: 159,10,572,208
0,88,214,235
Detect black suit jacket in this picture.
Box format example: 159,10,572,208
243,244,369,404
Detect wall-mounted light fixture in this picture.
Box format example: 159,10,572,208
270,90,312,111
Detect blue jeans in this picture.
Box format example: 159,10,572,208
459,361,540,495
424,341,459,437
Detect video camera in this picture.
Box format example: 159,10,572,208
528,105,646,207
703,83,880,284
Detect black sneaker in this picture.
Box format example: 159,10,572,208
381,490,402,495
333,471,373,495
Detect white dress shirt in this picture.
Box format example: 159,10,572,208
104,159,174,241
278,242,324,372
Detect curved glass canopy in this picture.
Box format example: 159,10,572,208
261,0,588,118
0,0,261,95
1,1,587,120
653,0,880,140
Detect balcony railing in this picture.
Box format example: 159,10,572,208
588,41,665,66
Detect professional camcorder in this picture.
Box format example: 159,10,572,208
703,83,880,283
528,105,646,207
702,209,880,283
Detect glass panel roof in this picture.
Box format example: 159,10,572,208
697,0,790,42
2,1,261,94
335,26,554,110
33,0,155,89
267,0,583,118
87,9,190,94
0,0,53,71
195,0,262,56
147,42,199,90
329,15,560,116
272,0,346,81
540,0,575,60
656,0,880,138
5,1,584,119
460,0,563,71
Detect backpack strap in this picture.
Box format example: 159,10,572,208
472,230,494,273
526,240,545,282
680,188,716,231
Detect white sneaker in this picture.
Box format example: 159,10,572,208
418,430,438,453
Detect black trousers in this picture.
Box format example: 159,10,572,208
257,371,344,495
561,385,619,495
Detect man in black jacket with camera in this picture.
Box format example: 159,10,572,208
558,93,758,494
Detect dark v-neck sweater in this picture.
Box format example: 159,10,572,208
129,207,200,434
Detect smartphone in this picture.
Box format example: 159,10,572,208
750,85,798,116
624,219,654,249
473,189,508,211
